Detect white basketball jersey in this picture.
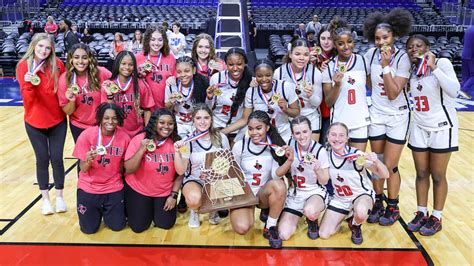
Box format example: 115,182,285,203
409,58,458,131
322,54,370,129
232,137,280,194
274,63,323,124
185,133,230,180
288,139,329,192
164,84,194,126
244,80,298,141
209,71,245,128
365,47,411,115
328,147,374,199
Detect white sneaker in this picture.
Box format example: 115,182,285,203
55,197,68,213
188,210,200,228
42,200,54,215
208,211,221,225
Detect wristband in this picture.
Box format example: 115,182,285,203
170,191,179,200
382,66,391,75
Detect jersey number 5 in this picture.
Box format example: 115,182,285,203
252,173,262,186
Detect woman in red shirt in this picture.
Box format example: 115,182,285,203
73,103,130,234
16,33,66,215
58,43,112,142
136,25,176,109
124,108,186,232
44,16,58,36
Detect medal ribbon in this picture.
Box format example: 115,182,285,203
115,77,133,93
334,53,355,73
182,130,209,144
151,138,168,149
72,72,89,93
257,135,280,148
257,81,276,107
295,141,312,163
178,80,194,101
332,146,360,161
97,126,116,150
289,64,306,86
415,55,429,77
147,53,162,69
30,59,45,75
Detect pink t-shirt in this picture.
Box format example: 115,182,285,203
125,133,176,197
136,53,176,109
73,126,130,194
58,67,112,129
101,78,155,138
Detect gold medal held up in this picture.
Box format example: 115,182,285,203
275,147,285,157
337,64,347,73
213,87,222,96
208,59,216,70
314,46,322,55
143,61,153,72
108,83,120,94
271,93,281,104
30,74,41,86
70,84,81,95
355,155,366,167
174,92,185,102
179,145,189,154
304,153,314,164
96,145,106,156
146,140,156,152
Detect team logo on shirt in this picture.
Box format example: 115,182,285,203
347,77,355,85
336,174,344,183
81,95,93,105
78,204,87,214
156,163,169,175
183,103,191,109
417,83,423,91
254,161,262,170
151,73,163,83
97,155,110,167
297,164,304,172
122,103,133,114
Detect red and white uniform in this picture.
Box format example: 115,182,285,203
232,137,281,196
58,67,111,129
136,53,176,109
101,78,155,138
73,126,130,194
164,82,195,138
125,134,177,197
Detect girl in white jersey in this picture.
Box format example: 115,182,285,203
274,39,323,142
165,56,209,138
231,110,293,249
362,9,413,226
206,48,252,139
174,104,230,228
319,122,389,245
405,35,460,236
278,116,330,241
322,17,370,152
226,59,300,143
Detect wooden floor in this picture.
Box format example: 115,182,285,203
0,106,472,265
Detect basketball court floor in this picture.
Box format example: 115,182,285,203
0,77,472,265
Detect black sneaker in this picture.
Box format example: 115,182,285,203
218,209,229,218
263,226,282,249
419,215,442,236
177,194,187,213
347,217,363,245
407,211,429,232
306,218,319,240
259,208,269,223
379,205,400,226
367,200,384,223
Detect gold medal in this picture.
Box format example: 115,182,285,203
146,141,156,152
174,92,184,102
417,52,426,59
70,84,81,95
271,93,281,104
208,59,216,70
143,61,153,72
179,145,189,154
304,153,314,164
275,147,285,157
213,87,222,96
245,129,250,138
314,46,322,55
381,44,390,52
30,74,41,86
108,83,120,94
355,155,366,167
300,80,307,91
337,64,347,73
96,145,106,156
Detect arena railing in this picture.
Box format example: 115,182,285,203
28,20,205,30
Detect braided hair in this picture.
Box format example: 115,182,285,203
143,108,180,141
224,48,252,124
363,8,413,43
175,56,209,104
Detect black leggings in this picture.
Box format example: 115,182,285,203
69,121,85,143
124,182,177,233
25,119,67,190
